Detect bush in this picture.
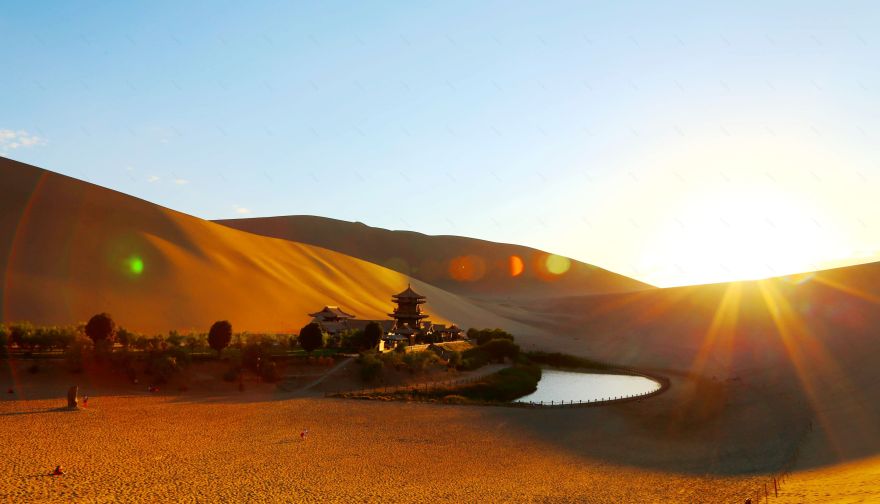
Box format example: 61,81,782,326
480,338,520,363
149,354,180,383
460,348,489,371
451,365,541,402
242,343,268,372
447,350,462,368
402,351,442,374
466,328,515,346
358,353,383,383
208,320,233,356
9,322,34,351
298,323,325,353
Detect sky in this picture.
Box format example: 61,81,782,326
2,1,880,287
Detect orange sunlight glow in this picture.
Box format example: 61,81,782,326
641,188,845,286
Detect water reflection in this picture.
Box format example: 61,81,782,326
516,369,660,404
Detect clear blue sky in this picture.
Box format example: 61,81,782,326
2,1,880,286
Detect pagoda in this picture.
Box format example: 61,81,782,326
388,284,429,330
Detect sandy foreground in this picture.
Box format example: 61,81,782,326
0,392,766,504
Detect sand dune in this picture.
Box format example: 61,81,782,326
215,215,652,299
0,157,536,336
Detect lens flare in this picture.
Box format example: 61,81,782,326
127,255,144,276
448,255,486,282
545,254,571,275
509,255,524,277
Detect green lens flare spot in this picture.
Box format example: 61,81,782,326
127,256,144,275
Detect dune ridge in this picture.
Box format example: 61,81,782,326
215,214,652,299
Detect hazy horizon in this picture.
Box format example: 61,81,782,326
3,1,880,286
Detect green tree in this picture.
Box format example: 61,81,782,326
480,338,520,363
363,322,383,350
9,322,35,351
208,320,233,356
0,324,9,357
298,323,325,353
85,313,117,347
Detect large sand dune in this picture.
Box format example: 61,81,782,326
216,215,652,299
0,157,536,336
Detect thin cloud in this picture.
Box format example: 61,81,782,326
173,178,189,185
234,205,252,215
147,175,160,183
0,129,47,151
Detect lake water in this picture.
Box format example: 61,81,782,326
515,369,661,404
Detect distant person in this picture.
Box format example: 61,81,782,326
51,465,64,476
82,396,89,408
300,428,309,440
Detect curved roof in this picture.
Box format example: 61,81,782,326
392,284,426,300
308,305,355,319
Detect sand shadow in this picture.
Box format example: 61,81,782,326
0,406,79,417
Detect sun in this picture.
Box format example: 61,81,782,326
642,187,843,286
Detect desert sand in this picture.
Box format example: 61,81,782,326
0,364,767,504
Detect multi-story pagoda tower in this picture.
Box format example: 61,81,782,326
388,284,429,330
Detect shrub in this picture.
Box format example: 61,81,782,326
358,352,383,383
467,328,515,346
242,343,268,372
9,322,35,350
395,343,407,354
402,351,442,374
149,354,180,383
480,338,520,363
166,330,186,348
460,348,489,370
447,350,462,368
451,365,540,402
298,323,325,353
85,313,117,346
208,320,233,356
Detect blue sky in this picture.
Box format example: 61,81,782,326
2,1,880,286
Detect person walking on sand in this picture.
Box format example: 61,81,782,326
300,428,309,440
82,395,89,408
51,465,64,476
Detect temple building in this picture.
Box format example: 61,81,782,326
308,306,356,335
388,284,429,332
306,285,464,349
